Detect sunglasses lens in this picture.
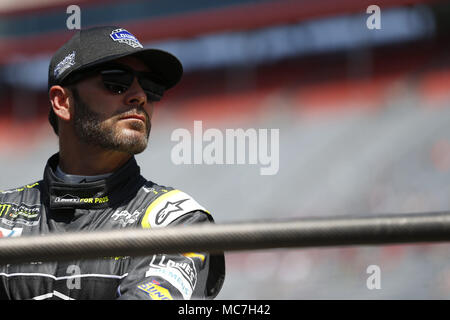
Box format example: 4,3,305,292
101,69,133,94
139,76,164,102
103,83,128,94
144,91,161,102
99,67,165,102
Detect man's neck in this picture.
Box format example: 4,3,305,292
55,165,113,183
58,143,132,176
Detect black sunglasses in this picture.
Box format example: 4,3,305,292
64,63,165,102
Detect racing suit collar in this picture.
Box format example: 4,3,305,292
43,153,144,210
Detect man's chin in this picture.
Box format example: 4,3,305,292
114,131,149,154
75,120,150,154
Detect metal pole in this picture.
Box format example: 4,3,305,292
0,211,449,264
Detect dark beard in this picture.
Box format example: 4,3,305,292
71,87,151,154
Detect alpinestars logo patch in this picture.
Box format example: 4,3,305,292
141,190,209,229
155,199,189,225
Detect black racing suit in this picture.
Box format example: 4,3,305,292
0,153,225,300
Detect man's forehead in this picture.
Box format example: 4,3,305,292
111,56,150,72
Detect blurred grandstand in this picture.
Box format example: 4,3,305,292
1,0,450,299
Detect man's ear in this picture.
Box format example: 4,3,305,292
49,85,72,121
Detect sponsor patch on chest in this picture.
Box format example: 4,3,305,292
111,209,142,227
0,226,23,238
0,203,40,227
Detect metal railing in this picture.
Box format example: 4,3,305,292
0,211,449,264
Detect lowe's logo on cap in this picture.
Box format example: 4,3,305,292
110,28,143,49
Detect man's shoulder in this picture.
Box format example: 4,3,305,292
0,181,41,201
140,180,174,196
138,181,211,229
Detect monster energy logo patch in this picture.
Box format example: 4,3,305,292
0,203,40,227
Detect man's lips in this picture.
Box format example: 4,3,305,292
119,114,146,122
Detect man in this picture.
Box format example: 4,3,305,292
0,26,225,300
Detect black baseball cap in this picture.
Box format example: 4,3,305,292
48,25,183,90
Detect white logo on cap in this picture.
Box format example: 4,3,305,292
54,51,76,78
110,28,143,49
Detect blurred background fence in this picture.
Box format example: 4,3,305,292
1,0,450,299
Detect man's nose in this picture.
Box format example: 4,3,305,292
125,78,147,107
